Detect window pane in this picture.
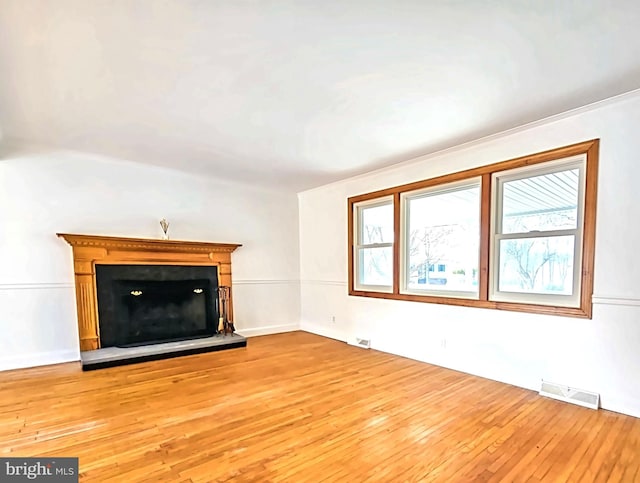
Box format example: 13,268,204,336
358,247,393,286
498,235,575,295
406,185,480,293
502,168,579,234
360,203,393,244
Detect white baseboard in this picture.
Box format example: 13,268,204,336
235,323,299,337
300,321,347,342
601,400,640,419
0,350,80,372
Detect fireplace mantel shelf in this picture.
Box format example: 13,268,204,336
58,233,242,253
58,233,241,351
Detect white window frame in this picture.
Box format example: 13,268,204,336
353,196,394,293
400,178,481,299
489,155,586,307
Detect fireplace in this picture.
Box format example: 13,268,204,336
57,233,241,351
95,264,219,347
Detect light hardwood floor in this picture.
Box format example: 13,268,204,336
1,331,639,482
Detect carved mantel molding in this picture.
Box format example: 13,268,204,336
58,233,242,352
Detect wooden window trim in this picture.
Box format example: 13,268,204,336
352,196,394,293
347,139,599,318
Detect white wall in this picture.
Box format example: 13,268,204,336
298,90,640,418
0,149,300,370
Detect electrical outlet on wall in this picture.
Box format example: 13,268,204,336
331,315,336,323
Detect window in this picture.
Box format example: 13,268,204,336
352,196,394,292
348,140,599,318
401,179,481,298
491,159,584,307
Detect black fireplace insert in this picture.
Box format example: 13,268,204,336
95,264,219,347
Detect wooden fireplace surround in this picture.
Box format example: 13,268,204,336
58,234,241,351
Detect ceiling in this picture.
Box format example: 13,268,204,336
1,1,639,191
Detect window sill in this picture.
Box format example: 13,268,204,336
348,289,592,318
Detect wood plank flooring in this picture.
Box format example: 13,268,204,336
1,331,639,482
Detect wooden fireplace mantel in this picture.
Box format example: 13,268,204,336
58,233,241,351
